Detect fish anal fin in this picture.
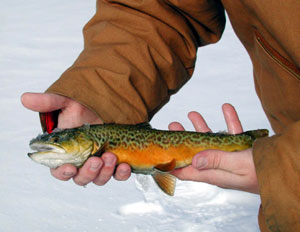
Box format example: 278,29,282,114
152,171,176,196
154,159,176,172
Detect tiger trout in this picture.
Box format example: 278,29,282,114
28,123,268,196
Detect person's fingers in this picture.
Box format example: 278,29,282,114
174,167,243,190
114,163,131,181
168,122,185,131
222,103,243,134
171,165,201,181
93,153,117,186
57,101,103,129
21,92,68,112
191,149,253,175
172,150,258,193
187,111,211,132
72,157,103,186
172,165,234,185
22,92,103,129
50,164,78,181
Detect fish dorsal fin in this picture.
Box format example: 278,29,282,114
152,170,176,196
154,159,176,172
135,122,152,129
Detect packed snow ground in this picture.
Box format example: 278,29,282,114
0,1,272,231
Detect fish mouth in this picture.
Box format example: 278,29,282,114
28,143,76,168
28,142,88,168
28,143,66,156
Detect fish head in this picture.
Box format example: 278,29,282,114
28,127,95,168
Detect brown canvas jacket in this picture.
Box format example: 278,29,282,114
46,1,300,231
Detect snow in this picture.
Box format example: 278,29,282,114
0,1,272,231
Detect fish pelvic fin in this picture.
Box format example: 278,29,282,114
154,159,176,172
152,170,176,196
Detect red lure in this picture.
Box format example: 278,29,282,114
39,111,59,133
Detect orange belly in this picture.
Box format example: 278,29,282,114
108,142,251,171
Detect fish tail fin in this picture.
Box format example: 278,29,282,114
244,129,269,139
151,170,176,196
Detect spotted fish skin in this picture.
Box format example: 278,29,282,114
87,124,268,172
90,124,254,150
29,123,268,196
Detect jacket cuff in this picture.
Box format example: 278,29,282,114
46,67,148,124
253,121,300,231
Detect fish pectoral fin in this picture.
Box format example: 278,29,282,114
152,170,176,196
92,141,108,157
154,159,176,172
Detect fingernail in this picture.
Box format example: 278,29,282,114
90,161,102,171
63,171,75,177
104,156,116,167
195,157,207,169
119,169,129,177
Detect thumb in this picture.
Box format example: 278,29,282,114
21,92,68,112
192,149,250,173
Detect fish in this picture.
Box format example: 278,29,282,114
28,123,269,196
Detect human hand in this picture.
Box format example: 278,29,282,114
21,92,131,185
168,104,259,194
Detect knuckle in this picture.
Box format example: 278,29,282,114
93,175,110,186
93,168,113,186
73,178,88,186
73,175,92,186
205,170,219,185
211,152,222,169
73,170,98,186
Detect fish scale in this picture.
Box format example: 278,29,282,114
89,124,254,150
28,123,269,196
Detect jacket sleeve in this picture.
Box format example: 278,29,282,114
253,121,300,231
46,0,225,123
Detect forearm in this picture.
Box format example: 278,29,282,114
46,0,225,124
253,121,300,231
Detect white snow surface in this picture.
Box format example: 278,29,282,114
0,1,273,232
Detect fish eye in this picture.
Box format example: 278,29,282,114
51,137,59,143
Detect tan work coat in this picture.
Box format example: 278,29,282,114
46,1,300,231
